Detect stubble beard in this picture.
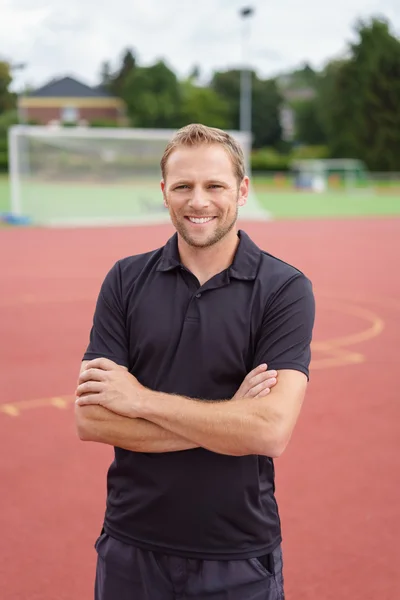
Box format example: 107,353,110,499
171,203,239,248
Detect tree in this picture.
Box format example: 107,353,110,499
111,49,137,96
188,65,201,83
211,69,283,147
0,61,15,114
285,63,319,89
292,98,327,145
179,80,230,129
99,61,113,89
251,78,283,148
319,17,400,170
122,60,182,128
210,69,241,129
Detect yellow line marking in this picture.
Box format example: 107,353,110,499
309,297,385,369
313,300,385,349
0,404,20,417
311,346,365,370
50,397,69,409
0,396,75,417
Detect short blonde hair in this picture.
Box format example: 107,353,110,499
160,123,246,183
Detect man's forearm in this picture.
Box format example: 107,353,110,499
75,405,199,453
138,390,281,457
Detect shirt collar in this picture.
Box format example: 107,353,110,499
157,230,261,280
156,233,182,272
229,230,261,280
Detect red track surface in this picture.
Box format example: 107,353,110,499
0,217,399,599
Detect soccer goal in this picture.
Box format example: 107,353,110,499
8,125,270,227
291,158,371,194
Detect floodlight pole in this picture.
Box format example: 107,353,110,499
239,7,254,136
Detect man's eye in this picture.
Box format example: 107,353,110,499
209,184,222,189
175,185,189,190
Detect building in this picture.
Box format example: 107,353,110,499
18,76,126,125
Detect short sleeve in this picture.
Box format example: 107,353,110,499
252,274,315,379
82,261,129,368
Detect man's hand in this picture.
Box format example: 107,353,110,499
75,358,143,418
75,358,278,418
234,364,277,400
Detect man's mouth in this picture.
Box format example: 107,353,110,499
185,217,216,224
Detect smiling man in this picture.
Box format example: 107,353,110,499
75,124,315,600
163,141,243,255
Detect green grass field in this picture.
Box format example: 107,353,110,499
0,174,399,224
0,176,8,215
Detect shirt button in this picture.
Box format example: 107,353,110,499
195,293,202,298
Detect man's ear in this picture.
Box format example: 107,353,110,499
238,176,249,207
161,180,168,208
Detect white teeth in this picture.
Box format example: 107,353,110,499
188,217,214,224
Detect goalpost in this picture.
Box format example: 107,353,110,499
8,125,270,227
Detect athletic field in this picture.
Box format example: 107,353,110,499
0,173,399,599
1,174,399,223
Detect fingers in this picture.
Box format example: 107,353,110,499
76,381,103,397
78,368,106,385
242,365,276,386
75,393,100,407
240,364,277,396
246,377,277,398
237,364,266,396
255,387,272,398
243,364,269,384
247,369,277,390
234,365,277,401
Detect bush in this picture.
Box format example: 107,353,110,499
0,110,18,131
89,119,120,128
0,110,18,172
250,144,332,173
291,145,330,160
251,148,291,172
0,150,8,172
0,134,8,172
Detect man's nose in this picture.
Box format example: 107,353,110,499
188,187,210,211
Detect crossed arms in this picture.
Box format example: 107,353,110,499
75,358,308,458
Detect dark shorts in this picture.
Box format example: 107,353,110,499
94,532,285,599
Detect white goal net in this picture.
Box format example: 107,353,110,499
8,125,269,227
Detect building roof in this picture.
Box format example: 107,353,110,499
28,76,114,98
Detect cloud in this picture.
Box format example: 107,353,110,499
1,0,398,91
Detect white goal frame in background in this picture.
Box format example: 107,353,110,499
8,125,270,227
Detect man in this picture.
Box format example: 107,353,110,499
75,124,315,600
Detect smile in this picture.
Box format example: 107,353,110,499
186,217,215,224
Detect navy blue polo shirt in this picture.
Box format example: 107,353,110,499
83,230,315,560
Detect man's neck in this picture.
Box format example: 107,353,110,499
178,230,240,286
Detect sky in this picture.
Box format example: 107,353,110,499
1,0,399,91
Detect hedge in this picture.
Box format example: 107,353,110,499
0,149,7,172
251,149,291,172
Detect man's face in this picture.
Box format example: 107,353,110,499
161,144,248,248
